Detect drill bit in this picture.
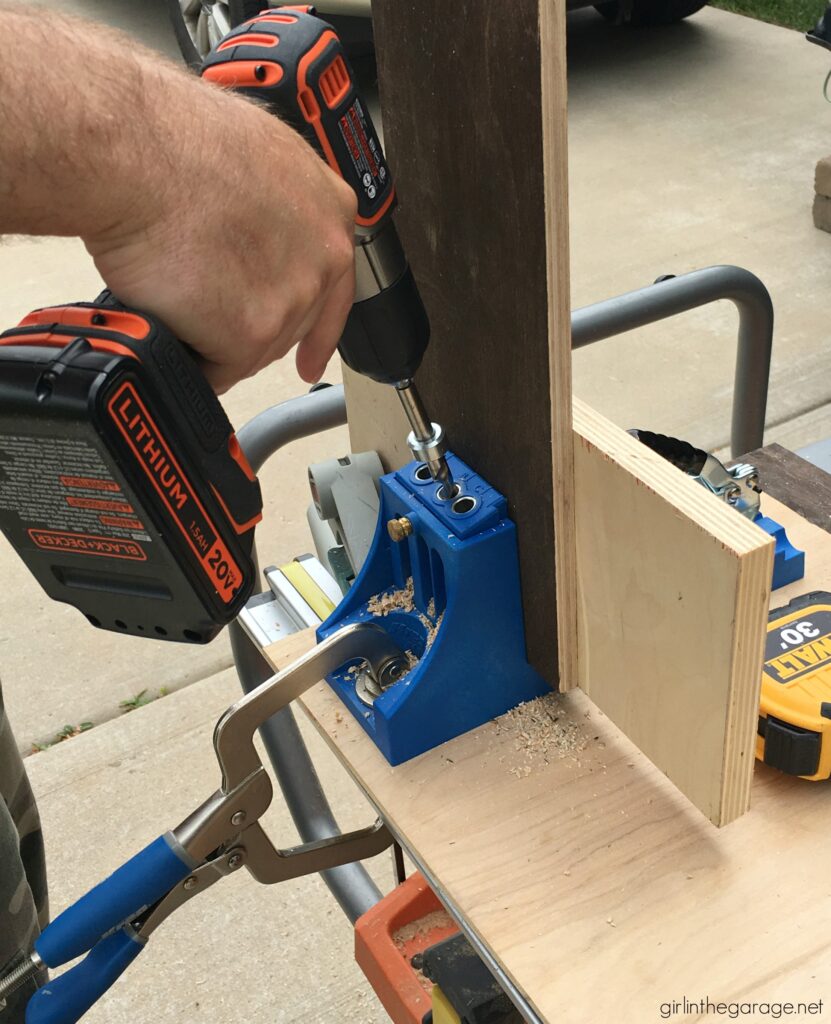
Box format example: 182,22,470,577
395,380,455,499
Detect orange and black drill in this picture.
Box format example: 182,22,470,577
202,6,455,497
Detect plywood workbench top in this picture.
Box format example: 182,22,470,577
264,489,831,1022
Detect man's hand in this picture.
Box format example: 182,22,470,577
84,80,357,392
0,8,357,392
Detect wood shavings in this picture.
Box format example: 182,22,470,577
398,612,443,680
367,577,416,615
365,577,444,680
411,965,433,994
495,694,588,777
393,908,457,992
392,909,454,947
419,610,444,652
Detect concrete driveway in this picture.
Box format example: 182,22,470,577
1,3,830,1022
568,7,831,453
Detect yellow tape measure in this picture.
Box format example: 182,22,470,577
759,592,831,780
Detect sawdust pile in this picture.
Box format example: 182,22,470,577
402,649,420,672
393,909,456,994
393,909,455,948
367,577,416,615
421,611,443,652
496,694,588,778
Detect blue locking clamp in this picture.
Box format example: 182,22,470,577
27,929,145,1024
755,513,805,590
34,833,193,970
22,833,193,1024
317,453,549,764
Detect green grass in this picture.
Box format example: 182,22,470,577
28,687,171,753
711,0,825,31
119,687,168,713
31,722,93,753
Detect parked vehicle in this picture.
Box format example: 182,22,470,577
166,0,373,67
590,0,708,26
167,0,707,68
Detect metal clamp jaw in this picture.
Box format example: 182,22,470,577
630,429,761,519
162,623,402,911
694,457,760,519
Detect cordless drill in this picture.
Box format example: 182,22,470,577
201,6,454,498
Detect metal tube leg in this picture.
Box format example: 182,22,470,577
571,265,773,457
238,384,348,475
235,387,382,923
229,619,382,924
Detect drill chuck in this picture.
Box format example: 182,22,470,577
341,221,430,384
354,219,407,300
396,381,454,497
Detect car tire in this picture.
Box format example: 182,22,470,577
594,0,708,25
166,0,263,68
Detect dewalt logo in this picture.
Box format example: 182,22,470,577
765,632,831,683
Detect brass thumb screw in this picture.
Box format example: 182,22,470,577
387,517,413,542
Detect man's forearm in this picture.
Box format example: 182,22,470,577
0,7,213,241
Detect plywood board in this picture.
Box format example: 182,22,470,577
262,494,831,1024
572,399,774,824
343,0,576,688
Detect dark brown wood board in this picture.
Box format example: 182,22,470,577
343,0,576,687
740,443,831,533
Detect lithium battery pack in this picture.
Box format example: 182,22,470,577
0,298,262,643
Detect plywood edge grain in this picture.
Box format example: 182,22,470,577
540,0,577,691
572,398,773,825
720,543,775,823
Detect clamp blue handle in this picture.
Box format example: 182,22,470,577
35,833,193,968
26,928,143,1024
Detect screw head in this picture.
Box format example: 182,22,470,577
227,853,243,870
725,485,742,505
231,810,246,827
387,517,413,543
183,876,198,891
